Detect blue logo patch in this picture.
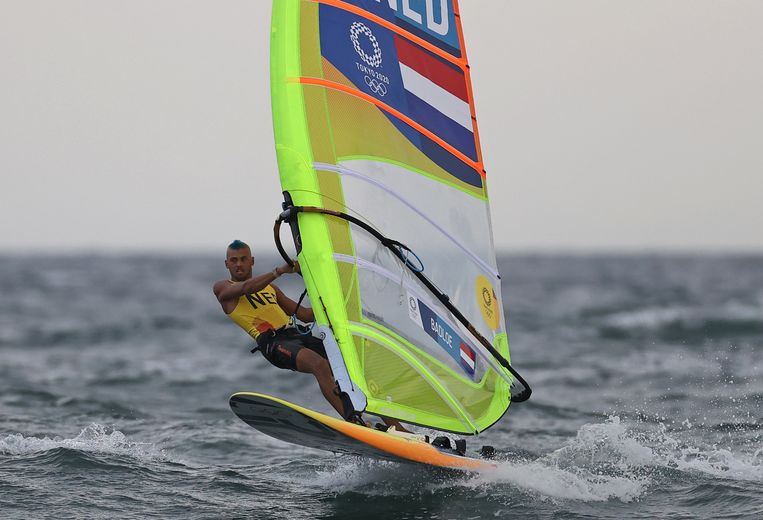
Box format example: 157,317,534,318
407,294,476,377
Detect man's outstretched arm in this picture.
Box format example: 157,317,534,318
213,262,297,304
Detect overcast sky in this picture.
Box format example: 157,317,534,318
1,0,761,253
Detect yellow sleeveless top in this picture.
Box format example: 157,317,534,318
227,283,290,339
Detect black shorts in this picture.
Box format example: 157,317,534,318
256,328,327,371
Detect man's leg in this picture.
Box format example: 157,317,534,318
294,347,411,432
294,348,346,418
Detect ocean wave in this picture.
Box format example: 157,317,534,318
0,349,253,387
308,451,645,503
469,459,648,503
555,416,760,478
0,318,194,348
0,391,147,420
457,415,762,503
598,302,763,339
277,412,763,504
0,423,170,463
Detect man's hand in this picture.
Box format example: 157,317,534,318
276,261,300,275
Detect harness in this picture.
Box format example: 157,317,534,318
250,288,312,354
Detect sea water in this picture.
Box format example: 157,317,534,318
1,254,761,519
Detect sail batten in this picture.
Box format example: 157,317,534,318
271,0,522,434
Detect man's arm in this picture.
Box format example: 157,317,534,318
213,262,297,305
274,285,315,323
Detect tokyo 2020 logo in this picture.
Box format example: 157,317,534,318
350,22,382,68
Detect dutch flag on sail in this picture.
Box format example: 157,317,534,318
459,342,476,376
394,36,477,161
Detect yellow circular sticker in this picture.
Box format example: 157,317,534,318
476,275,500,330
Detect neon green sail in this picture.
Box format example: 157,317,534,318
270,0,517,435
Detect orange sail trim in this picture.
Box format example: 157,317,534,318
453,0,485,171
294,76,486,176
307,0,468,69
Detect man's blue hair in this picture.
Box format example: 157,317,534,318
228,239,250,250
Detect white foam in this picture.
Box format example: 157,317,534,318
276,415,762,502
0,423,170,462
647,427,763,482
311,458,408,495
465,460,648,502
460,415,762,502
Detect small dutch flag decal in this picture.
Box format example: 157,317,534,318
459,342,476,376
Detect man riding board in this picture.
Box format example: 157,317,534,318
213,240,349,419
214,240,410,432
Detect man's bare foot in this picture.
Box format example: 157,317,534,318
381,417,411,433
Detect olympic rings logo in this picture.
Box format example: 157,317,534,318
364,75,387,96
350,22,382,68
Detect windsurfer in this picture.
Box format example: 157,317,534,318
213,240,410,432
213,240,351,420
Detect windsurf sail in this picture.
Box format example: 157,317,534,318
270,0,530,435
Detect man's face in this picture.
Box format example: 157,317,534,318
225,247,255,281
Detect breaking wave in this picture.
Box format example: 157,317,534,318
0,423,170,463
309,416,762,504
599,302,763,339
467,415,762,502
